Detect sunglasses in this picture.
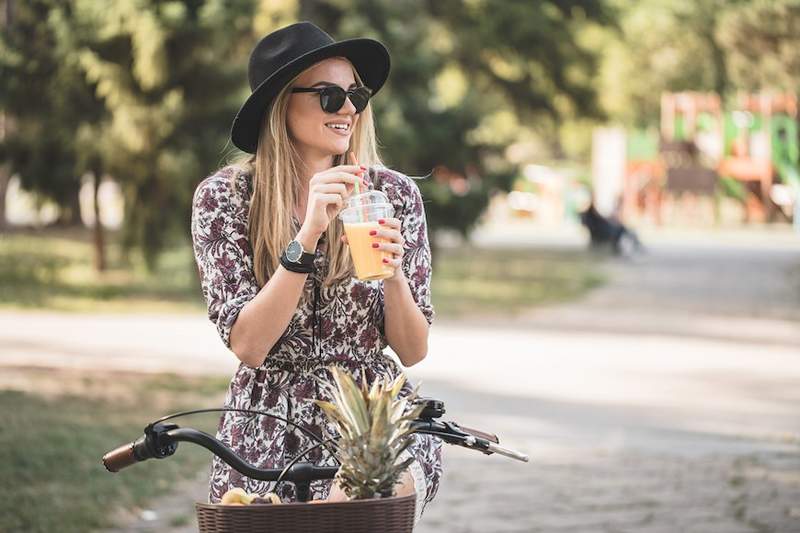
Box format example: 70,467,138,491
290,85,373,114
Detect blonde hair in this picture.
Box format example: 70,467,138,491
231,63,384,287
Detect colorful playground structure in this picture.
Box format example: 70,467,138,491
621,92,800,229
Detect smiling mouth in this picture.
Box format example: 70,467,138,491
326,124,352,137
325,123,351,133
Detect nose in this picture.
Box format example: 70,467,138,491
337,94,357,115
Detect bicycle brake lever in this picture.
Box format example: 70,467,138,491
453,429,530,462
451,422,499,443
412,420,529,462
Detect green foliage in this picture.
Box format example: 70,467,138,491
2,0,613,263
59,0,254,268
1,0,256,267
598,0,729,127
716,0,800,93
303,0,612,243
0,0,104,220
599,0,800,127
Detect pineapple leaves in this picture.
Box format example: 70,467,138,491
311,365,422,500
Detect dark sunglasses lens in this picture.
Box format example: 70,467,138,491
349,87,371,113
320,87,346,113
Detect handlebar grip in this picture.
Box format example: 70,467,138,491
102,442,139,472
486,442,530,463
458,425,499,443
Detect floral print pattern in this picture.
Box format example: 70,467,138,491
190,164,442,516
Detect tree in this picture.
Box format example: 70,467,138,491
3,0,616,267
717,0,800,93
49,0,255,269
0,0,102,229
300,0,612,248
597,0,734,127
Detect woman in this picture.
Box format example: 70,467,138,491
190,22,442,522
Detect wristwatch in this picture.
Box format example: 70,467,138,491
280,239,315,273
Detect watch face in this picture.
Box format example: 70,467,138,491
286,240,303,262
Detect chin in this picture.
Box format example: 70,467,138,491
326,140,352,155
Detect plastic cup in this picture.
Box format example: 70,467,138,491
339,191,395,280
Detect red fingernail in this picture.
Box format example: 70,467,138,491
369,230,377,236
378,219,385,224
372,243,379,248
360,164,367,169
382,258,388,264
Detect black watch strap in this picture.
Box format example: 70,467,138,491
280,252,314,274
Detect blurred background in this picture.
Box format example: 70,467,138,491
1,1,798,532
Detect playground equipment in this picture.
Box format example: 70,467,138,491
621,92,800,228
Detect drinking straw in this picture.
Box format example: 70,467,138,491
348,151,366,223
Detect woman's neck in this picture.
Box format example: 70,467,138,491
299,153,335,183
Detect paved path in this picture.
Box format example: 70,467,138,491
415,226,800,533
2,226,799,532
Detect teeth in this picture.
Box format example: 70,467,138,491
327,124,349,130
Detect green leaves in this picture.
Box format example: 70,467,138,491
308,0,612,248
717,0,800,94
3,0,617,265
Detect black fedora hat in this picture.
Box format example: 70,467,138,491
230,21,390,154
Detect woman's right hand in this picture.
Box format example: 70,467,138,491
301,164,367,239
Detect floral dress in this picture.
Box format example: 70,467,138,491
190,164,443,522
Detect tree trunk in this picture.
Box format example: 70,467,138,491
0,95,13,231
55,187,82,227
91,165,106,272
0,163,9,231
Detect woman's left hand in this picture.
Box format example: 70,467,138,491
341,217,406,282
373,217,405,281
326,477,350,502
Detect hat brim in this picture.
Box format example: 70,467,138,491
230,38,390,154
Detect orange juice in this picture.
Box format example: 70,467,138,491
343,221,395,280
339,188,395,281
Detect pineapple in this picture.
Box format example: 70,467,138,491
313,366,426,500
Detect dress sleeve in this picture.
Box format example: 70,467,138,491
190,173,259,349
378,169,435,325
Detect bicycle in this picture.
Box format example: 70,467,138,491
103,397,528,533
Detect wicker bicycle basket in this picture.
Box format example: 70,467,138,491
195,493,415,533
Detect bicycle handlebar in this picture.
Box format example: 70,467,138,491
102,398,528,501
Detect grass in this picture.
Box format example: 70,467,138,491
432,245,605,317
0,229,604,317
0,229,205,313
0,367,228,533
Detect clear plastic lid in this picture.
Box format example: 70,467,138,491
339,190,394,223
344,190,391,210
